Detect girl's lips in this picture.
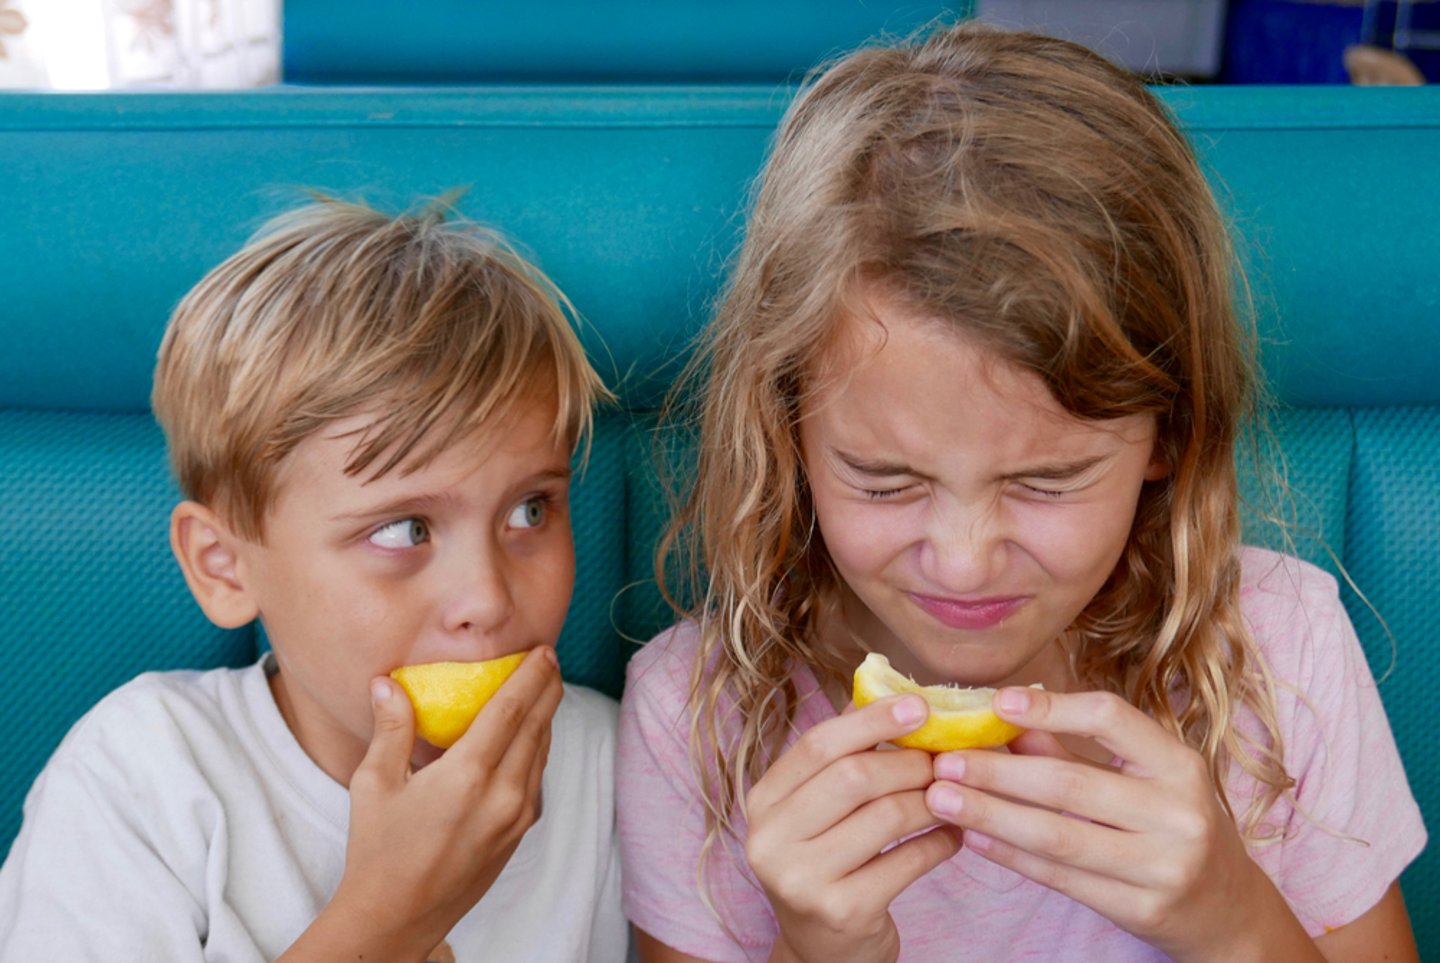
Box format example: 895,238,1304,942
907,592,1027,630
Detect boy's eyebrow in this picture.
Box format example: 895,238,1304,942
329,467,573,522
330,491,458,522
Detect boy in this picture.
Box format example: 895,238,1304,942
0,198,627,961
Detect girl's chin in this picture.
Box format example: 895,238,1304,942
894,636,1049,688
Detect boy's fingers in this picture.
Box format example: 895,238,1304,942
493,669,563,785
452,647,561,769
750,695,930,809
355,676,415,791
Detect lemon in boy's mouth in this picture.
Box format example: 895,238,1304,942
852,652,1035,752
389,653,528,749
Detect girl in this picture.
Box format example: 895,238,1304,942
618,22,1424,963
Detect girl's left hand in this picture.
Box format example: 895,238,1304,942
924,686,1316,963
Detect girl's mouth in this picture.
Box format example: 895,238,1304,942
906,592,1027,630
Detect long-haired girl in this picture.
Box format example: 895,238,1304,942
619,22,1423,962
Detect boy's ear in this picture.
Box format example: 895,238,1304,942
170,501,260,629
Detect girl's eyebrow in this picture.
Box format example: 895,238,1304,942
1000,455,1107,481
834,450,934,480
834,449,1108,483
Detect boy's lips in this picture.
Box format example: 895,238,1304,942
907,592,1027,630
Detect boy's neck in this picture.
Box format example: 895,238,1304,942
268,670,369,788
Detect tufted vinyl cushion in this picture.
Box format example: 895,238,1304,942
1,85,1436,953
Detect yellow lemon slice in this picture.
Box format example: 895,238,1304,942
852,652,1035,752
390,652,528,749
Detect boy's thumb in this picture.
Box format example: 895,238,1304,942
358,677,414,787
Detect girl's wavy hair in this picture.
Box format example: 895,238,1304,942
659,21,1294,888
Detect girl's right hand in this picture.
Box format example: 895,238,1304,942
284,646,564,962
745,694,961,963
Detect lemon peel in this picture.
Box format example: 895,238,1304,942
851,652,1037,752
389,652,528,749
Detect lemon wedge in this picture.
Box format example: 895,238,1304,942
852,652,1035,752
389,652,528,749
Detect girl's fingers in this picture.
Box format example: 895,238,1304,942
838,823,964,909
926,779,1148,882
932,751,1147,831
781,747,936,842
993,687,1177,777
802,789,954,884
963,828,1143,919
748,695,930,809
1004,727,1081,761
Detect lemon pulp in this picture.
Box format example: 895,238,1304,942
389,652,528,749
851,652,1033,752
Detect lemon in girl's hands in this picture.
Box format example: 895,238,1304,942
852,652,1036,752
389,652,528,748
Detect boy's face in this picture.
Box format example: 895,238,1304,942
232,393,575,782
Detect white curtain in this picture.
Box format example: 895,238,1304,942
1,0,280,89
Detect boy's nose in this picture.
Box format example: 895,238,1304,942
442,548,516,636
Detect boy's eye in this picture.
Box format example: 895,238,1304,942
508,496,547,529
369,518,430,549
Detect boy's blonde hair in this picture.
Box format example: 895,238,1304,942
153,197,608,541
663,22,1292,870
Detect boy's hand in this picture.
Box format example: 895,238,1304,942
320,646,563,960
745,695,961,963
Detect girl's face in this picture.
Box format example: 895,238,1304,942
798,291,1164,690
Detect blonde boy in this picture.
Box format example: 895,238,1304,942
0,199,626,961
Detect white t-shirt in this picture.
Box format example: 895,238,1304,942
0,655,628,962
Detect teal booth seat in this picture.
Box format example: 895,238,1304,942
1,86,1437,953
282,0,972,83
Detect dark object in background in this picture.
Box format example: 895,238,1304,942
1224,0,1438,83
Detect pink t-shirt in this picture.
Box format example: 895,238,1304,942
618,548,1427,961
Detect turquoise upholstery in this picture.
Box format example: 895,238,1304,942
1,86,1436,954
282,1,973,83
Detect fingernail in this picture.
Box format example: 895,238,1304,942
930,784,964,819
371,679,392,703
934,753,966,782
541,646,559,668
892,695,927,727
996,688,1030,715
966,829,993,853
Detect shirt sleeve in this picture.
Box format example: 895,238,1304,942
0,720,211,960
617,627,778,962
1248,558,1428,937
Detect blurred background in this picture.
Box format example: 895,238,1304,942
0,0,1434,91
